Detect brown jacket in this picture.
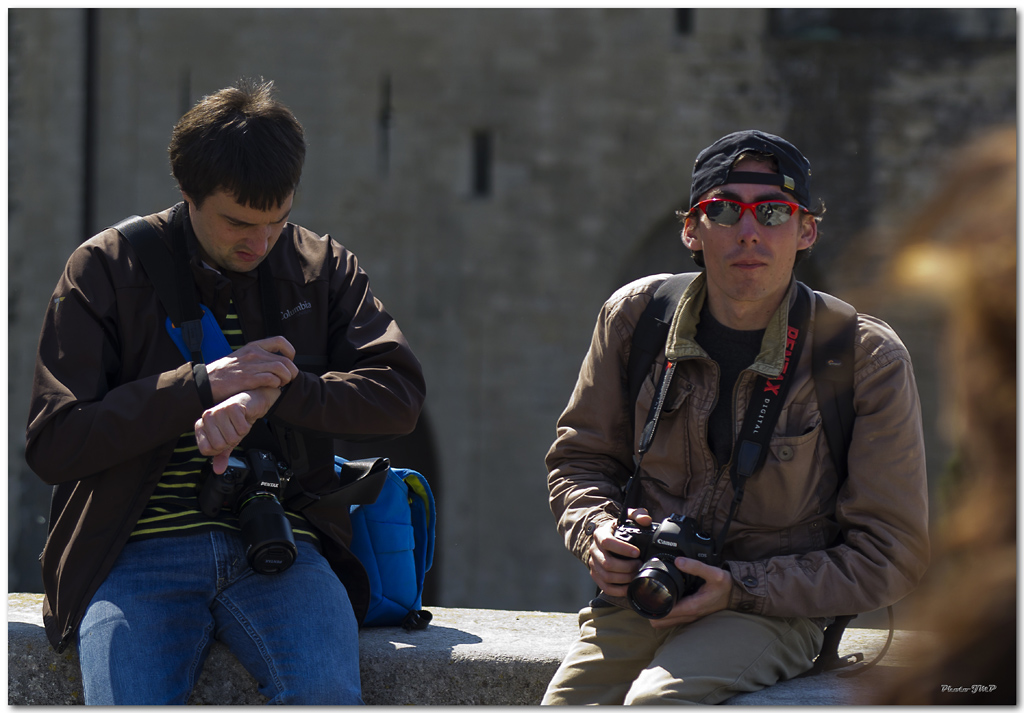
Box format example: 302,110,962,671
26,204,426,651
547,272,929,619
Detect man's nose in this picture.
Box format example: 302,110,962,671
247,225,273,255
735,209,761,241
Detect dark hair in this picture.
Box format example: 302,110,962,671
678,152,824,268
168,78,305,210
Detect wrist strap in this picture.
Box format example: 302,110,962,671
192,363,214,409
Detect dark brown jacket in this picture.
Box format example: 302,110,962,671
26,204,425,651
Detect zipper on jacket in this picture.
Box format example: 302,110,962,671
697,367,753,535
694,359,724,532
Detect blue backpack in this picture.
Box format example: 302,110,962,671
342,457,436,630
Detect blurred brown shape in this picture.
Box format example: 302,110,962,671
880,125,1016,705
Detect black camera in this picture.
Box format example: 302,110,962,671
197,449,297,575
613,514,720,619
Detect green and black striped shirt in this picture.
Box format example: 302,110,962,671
130,301,318,544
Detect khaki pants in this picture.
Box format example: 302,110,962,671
542,604,823,705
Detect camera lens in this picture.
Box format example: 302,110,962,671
630,577,675,618
627,556,688,619
238,494,297,575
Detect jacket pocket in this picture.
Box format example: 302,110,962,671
633,371,695,499
737,419,824,527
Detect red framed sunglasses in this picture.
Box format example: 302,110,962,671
694,198,807,227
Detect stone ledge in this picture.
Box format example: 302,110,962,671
8,593,921,705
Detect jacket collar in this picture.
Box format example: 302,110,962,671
665,273,798,379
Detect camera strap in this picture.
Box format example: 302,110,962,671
713,285,810,556
618,357,677,526
619,284,812,546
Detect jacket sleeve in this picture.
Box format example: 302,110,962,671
25,238,207,484
725,316,931,618
269,241,425,441
546,279,660,565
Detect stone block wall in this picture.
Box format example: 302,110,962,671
8,8,1016,613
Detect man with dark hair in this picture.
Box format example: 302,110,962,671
543,130,929,704
26,78,425,704
168,80,306,212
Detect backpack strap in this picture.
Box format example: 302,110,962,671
112,207,204,363
811,289,857,482
111,214,175,315
626,273,699,416
112,206,213,406
805,288,895,678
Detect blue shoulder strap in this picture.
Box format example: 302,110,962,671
112,208,207,364
165,309,234,363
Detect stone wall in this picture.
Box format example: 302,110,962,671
8,8,1016,612
8,9,90,591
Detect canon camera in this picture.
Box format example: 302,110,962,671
613,514,720,619
197,448,297,575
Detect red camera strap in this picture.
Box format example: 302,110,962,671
618,285,812,551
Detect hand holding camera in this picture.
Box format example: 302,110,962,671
645,556,733,630
591,510,731,624
587,509,653,597
612,513,719,620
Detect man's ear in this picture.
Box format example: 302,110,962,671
797,214,818,251
681,216,703,252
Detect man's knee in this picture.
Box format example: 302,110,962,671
624,668,730,706
265,670,363,705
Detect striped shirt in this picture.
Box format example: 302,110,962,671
130,301,318,544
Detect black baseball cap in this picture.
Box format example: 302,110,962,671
689,130,812,210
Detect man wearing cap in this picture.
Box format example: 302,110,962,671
542,130,929,704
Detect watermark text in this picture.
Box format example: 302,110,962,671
941,684,998,694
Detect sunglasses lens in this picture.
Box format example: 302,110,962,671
700,200,801,226
704,201,742,226
755,202,795,226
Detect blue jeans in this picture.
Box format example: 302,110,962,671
77,531,363,705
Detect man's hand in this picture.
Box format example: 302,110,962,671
206,336,299,403
587,508,653,596
647,557,734,630
195,387,282,474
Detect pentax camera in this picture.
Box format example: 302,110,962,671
614,514,720,619
197,448,297,575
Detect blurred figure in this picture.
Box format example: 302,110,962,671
879,125,1016,704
